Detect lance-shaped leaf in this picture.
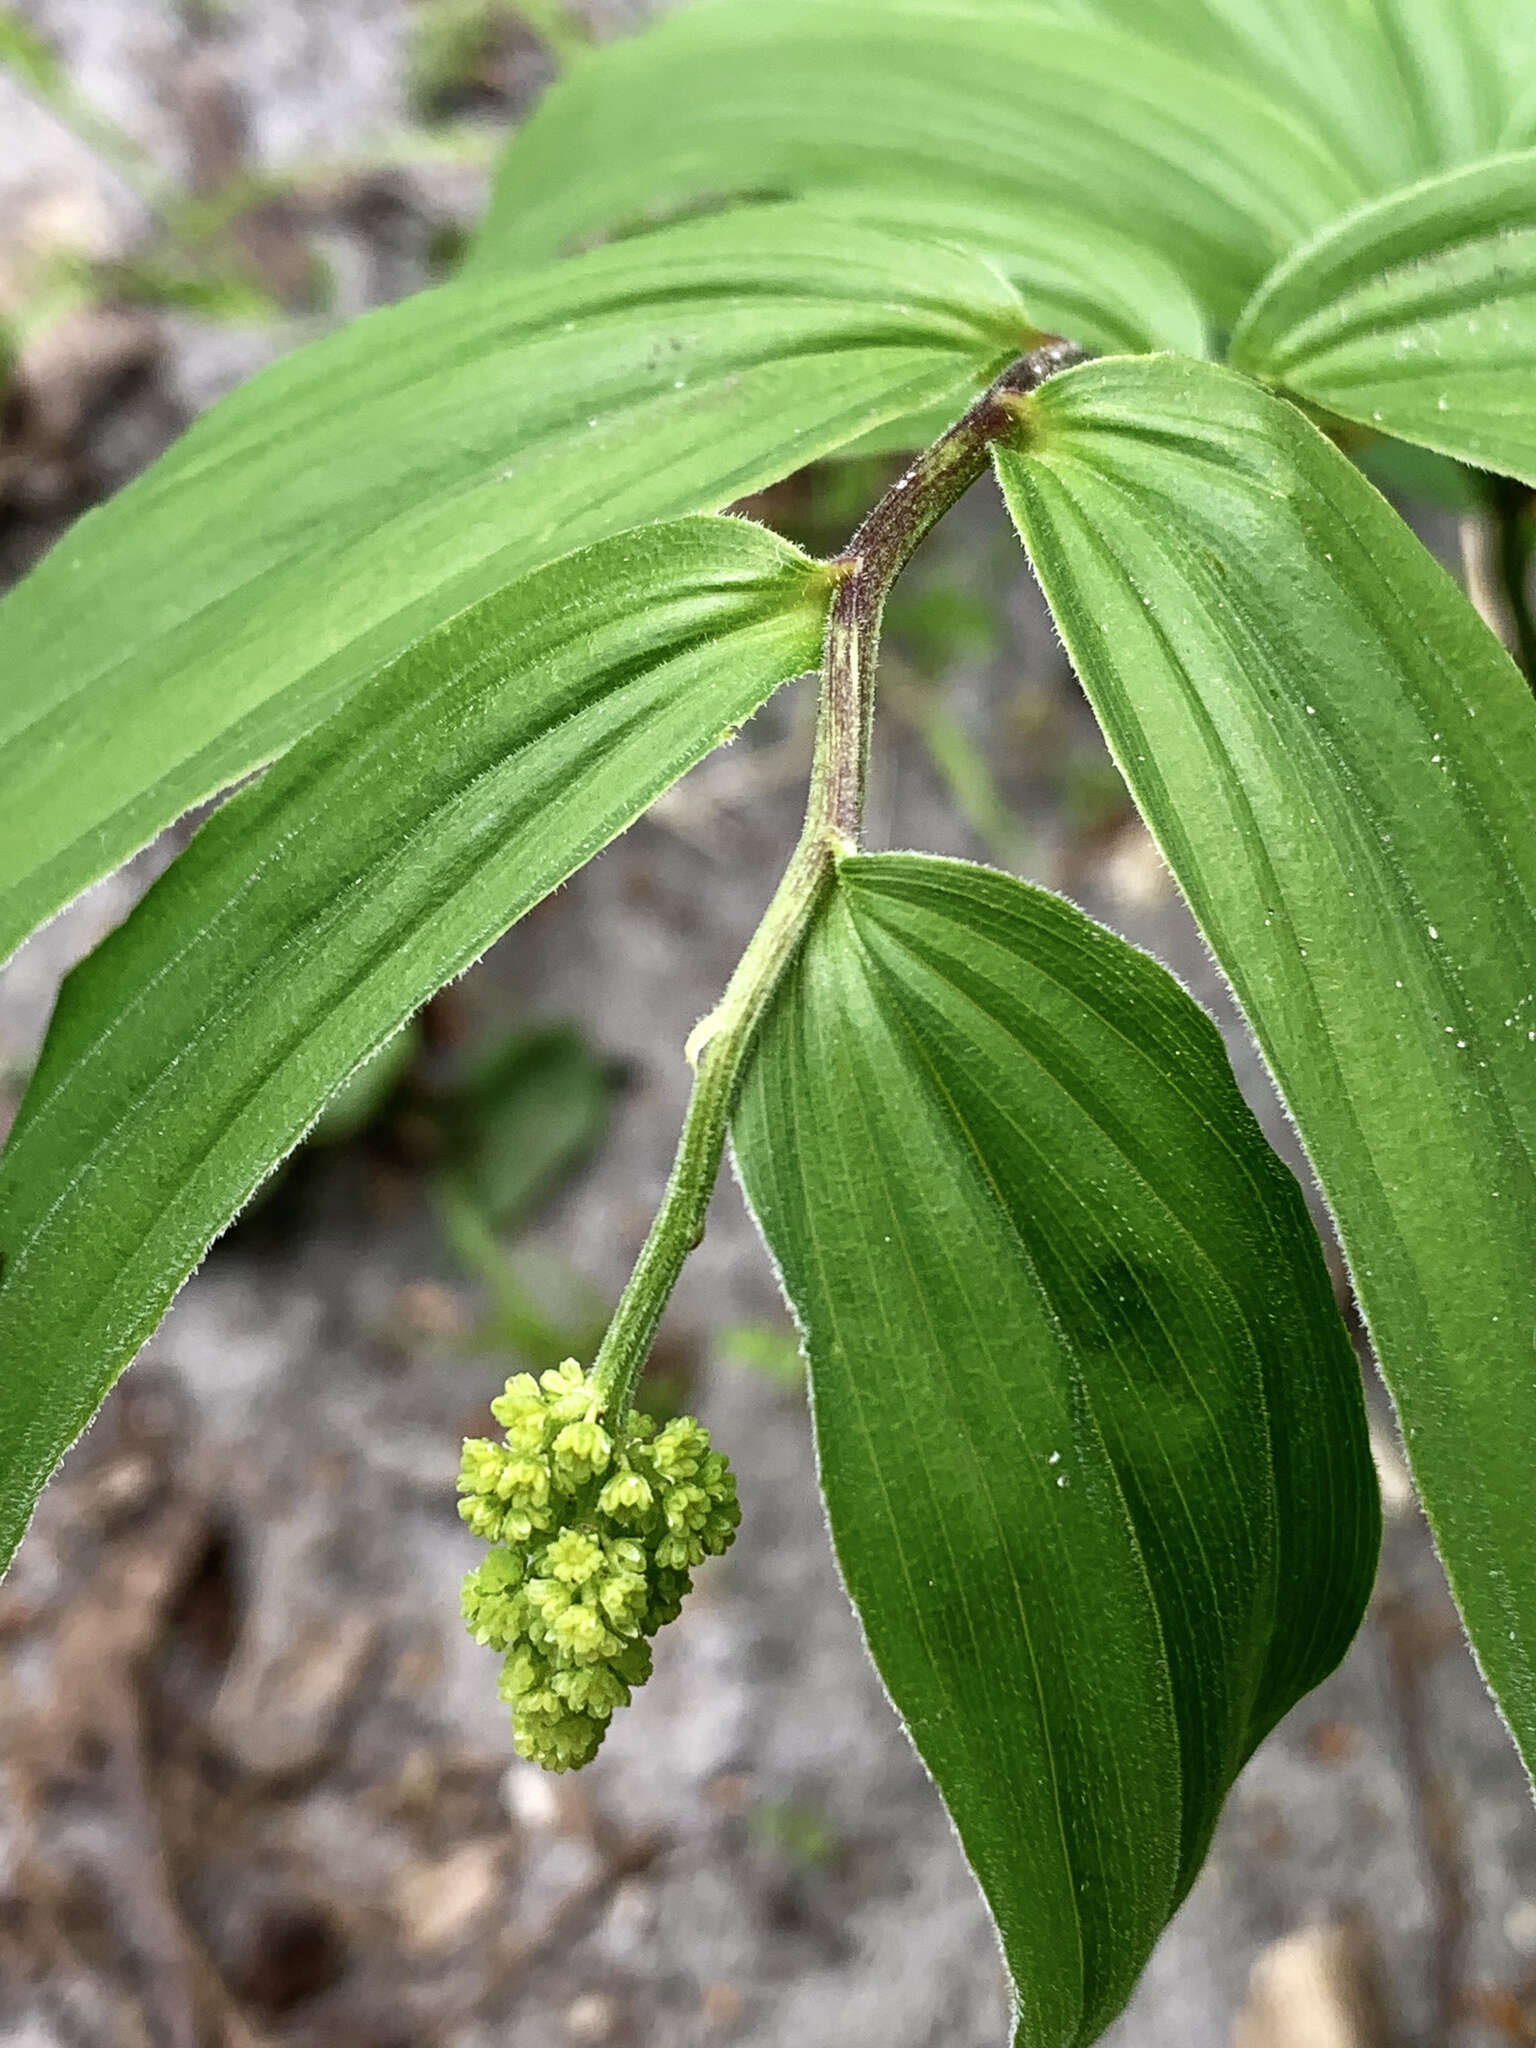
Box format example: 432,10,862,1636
995,356,1536,1773
0,205,1029,970
470,0,1365,325
0,515,830,1573
733,852,1377,2047
1233,151,1536,485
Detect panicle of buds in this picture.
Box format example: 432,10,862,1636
458,1360,739,1770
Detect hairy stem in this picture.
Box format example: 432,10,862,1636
590,340,1084,1418
1491,476,1536,686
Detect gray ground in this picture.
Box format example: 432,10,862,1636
3,5,1536,2045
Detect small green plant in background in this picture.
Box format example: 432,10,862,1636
263,1009,618,1365
2,1,1536,2040
0,1,286,341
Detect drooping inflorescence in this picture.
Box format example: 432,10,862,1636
458,1360,740,1770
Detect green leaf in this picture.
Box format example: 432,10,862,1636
994,355,1536,1774
1068,0,1428,190
0,204,1027,969
0,515,830,1573
733,852,1377,2047
470,0,1366,326
809,191,1211,360
1233,151,1536,485
1067,0,1523,174
1363,0,1519,170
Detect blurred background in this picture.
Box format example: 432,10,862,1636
2,4,1535,2044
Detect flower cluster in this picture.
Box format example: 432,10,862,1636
458,1360,740,1771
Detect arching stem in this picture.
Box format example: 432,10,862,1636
590,340,1085,1419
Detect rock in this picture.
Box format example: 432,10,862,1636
1232,1926,1385,2048
394,1839,505,1956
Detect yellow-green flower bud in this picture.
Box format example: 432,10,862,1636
461,1547,525,1650
524,1575,572,1629
552,1662,629,1717
458,1494,506,1542
552,1417,613,1485
545,1528,605,1585
496,1455,550,1506
503,1409,549,1455
597,1468,654,1521
650,1416,711,1480
498,1645,543,1701
598,1565,649,1632
540,1359,595,1424
513,1700,605,1772
489,1374,542,1427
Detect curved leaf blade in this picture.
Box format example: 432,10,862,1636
0,515,831,1572
733,852,1376,2047
689,0,1529,181
1067,0,1522,169
805,191,1211,361
0,205,1027,968
471,0,1366,325
1233,151,1536,485
995,356,1536,1771
1364,0,1520,171
1073,0,1425,189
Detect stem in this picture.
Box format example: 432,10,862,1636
589,827,832,1414
590,339,1084,1418
1491,476,1536,687
816,340,1084,843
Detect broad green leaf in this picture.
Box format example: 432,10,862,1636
809,192,1210,361
1047,0,1522,173
0,205,1028,970
1505,57,1536,149
622,0,1528,198
1364,0,1518,170
1508,90,1536,151
1233,152,1536,486
470,0,1366,326
995,356,1536,1773
793,190,1210,457
733,852,1377,2047
1352,436,1486,515
1072,0,1427,190
684,0,1529,178
0,516,830,1573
